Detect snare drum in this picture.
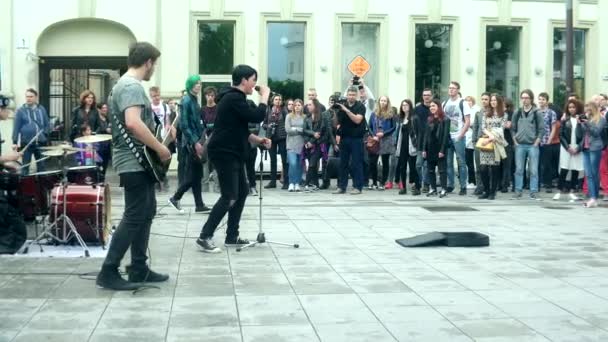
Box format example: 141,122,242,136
50,184,111,245
67,166,101,185
18,170,62,221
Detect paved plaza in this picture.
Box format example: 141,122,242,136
2,173,608,342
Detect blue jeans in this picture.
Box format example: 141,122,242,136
338,136,365,191
515,144,540,193
583,150,602,200
447,138,467,190
416,153,428,185
287,151,302,185
21,145,46,176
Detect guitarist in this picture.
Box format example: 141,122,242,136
168,75,210,214
96,42,171,291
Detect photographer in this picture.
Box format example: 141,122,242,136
197,65,271,253
333,86,366,195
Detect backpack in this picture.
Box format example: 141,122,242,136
514,108,540,135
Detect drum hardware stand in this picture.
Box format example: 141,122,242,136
237,148,299,252
23,150,91,257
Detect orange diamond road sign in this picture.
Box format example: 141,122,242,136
347,55,371,78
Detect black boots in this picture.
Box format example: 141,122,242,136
96,264,169,290
96,266,141,291
126,264,170,283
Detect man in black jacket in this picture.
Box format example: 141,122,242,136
197,65,271,253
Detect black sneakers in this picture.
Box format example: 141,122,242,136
96,266,141,291
168,197,185,214
126,264,169,283
195,205,211,213
224,236,250,246
196,238,221,253
264,182,277,189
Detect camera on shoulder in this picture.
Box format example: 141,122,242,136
330,92,347,110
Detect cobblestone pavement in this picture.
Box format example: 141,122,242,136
1,173,608,341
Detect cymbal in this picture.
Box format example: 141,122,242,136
75,134,112,144
42,149,77,157
40,144,72,150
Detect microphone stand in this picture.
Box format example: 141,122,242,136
237,141,299,252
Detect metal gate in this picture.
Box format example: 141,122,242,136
39,57,127,141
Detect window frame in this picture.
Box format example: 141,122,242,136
547,20,596,105
335,14,388,97
482,24,524,102
190,13,244,90
478,19,528,103
259,14,313,102
408,16,458,102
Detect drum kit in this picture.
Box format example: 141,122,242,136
15,134,113,257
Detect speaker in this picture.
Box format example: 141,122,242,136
396,232,489,248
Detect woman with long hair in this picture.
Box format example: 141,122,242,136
554,99,584,201
285,99,306,192
580,101,607,207
395,99,421,195
368,96,396,190
423,100,451,197
477,94,507,200
303,98,332,191
70,90,100,141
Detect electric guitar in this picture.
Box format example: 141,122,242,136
143,122,172,182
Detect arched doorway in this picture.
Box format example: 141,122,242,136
37,19,136,140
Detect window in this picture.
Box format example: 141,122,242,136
415,24,451,101
267,22,306,101
341,23,379,95
198,21,235,75
553,28,586,110
486,26,521,102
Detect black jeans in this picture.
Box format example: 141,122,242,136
474,149,484,192
465,148,476,185
269,139,287,184
103,172,156,269
558,169,579,192
480,165,501,195
305,146,322,187
428,158,447,191
370,154,390,186
173,146,204,207
500,145,514,190
397,153,419,189
200,157,249,240
540,144,560,189
245,147,258,188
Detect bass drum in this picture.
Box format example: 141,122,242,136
50,184,111,245
18,170,62,221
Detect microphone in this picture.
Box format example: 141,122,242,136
254,86,261,92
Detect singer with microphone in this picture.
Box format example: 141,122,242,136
196,65,271,253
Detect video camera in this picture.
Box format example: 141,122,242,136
0,95,10,108
330,92,347,110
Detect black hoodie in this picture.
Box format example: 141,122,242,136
207,87,267,161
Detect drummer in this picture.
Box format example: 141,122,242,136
73,124,103,168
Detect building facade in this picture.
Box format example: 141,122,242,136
1,0,607,152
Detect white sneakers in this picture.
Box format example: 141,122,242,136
295,184,301,192
288,184,295,192
553,192,580,202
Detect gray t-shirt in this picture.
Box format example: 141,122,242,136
110,74,156,174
